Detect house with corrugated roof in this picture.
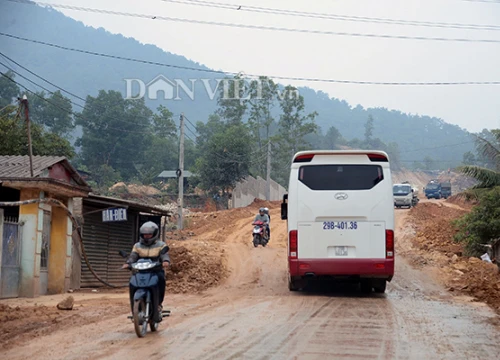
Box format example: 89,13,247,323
0,156,174,297
0,155,91,298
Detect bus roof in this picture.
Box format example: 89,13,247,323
292,150,390,164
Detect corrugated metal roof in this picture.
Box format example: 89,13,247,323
0,155,88,188
157,170,196,178
85,194,172,216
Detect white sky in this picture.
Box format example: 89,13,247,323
41,0,500,132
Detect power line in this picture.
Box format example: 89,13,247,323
399,140,476,153
463,0,500,3
0,55,188,132
3,32,500,86
0,70,154,134
162,0,500,32
0,51,87,104
7,0,500,43
0,60,162,132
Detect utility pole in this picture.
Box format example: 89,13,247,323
177,113,185,230
266,140,271,201
19,95,34,177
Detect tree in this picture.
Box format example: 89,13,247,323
76,90,153,182
386,142,402,170
196,123,252,193
364,114,374,145
0,110,74,158
216,75,248,125
423,156,435,170
195,114,225,153
247,76,278,176
272,86,318,185
462,151,476,166
0,71,20,108
457,129,500,196
152,105,176,138
453,186,500,256
247,77,277,142
30,90,74,136
322,126,344,150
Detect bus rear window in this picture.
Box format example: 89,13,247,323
298,165,384,191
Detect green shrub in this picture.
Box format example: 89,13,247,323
453,186,500,256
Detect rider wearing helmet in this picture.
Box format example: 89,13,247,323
254,207,270,240
122,221,170,320
264,207,270,223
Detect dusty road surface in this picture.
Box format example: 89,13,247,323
2,207,500,360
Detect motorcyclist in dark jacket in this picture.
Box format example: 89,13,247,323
122,221,170,318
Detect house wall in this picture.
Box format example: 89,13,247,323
49,163,74,185
47,198,72,294
18,188,40,297
18,189,73,297
231,176,287,208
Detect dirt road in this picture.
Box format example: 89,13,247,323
2,208,500,360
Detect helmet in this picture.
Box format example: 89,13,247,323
259,207,265,215
264,207,269,214
139,221,159,246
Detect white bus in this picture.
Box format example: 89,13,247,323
280,150,395,293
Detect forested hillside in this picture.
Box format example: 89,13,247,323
0,1,475,169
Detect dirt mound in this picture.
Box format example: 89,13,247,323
164,200,281,293
166,243,228,294
445,195,477,210
109,182,161,196
182,200,280,236
409,203,467,257
0,300,128,350
248,198,280,210
445,258,500,310
408,202,500,314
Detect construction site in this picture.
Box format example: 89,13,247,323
0,170,499,359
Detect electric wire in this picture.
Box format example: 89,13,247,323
6,0,500,43
2,32,500,86
162,0,500,31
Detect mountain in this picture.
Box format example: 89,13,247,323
0,1,475,165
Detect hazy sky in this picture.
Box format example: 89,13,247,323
37,0,500,132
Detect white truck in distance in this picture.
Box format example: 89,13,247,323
393,183,418,208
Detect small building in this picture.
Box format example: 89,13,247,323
71,194,172,288
157,170,196,180
0,155,91,298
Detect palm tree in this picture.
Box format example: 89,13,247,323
458,129,500,197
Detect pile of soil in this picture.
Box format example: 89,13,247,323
109,182,161,196
408,202,500,314
445,258,500,312
445,195,477,210
166,243,228,294
164,199,280,293
0,300,128,350
409,203,467,257
182,199,280,237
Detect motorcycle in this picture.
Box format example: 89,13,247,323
252,220,269,247
118,249,170,338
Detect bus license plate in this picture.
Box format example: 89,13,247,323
335,246,348,256
323,221,358,230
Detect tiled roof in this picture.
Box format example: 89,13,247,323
0,155,66,178
0,155,89,188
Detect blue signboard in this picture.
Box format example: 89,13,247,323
102,208,127,222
